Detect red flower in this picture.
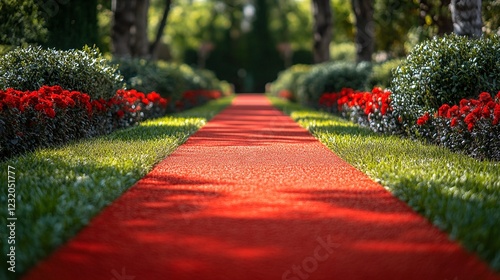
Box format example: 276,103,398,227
493,104,500,125
159,99,168,108
479,92,492,103
451,117,458,127
460,99,470,107
460,106,471,115
146,92,161,103
495,91,500,102
116,110,125,118
44,107,56,118
482,106,491,118
35,103,45,111
464,113,477,130
141,98,150,105
470,99,480,106
417,112,430,125
448,105,459,118
438,104,450,117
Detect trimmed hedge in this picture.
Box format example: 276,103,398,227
391,34,500,131
115,58,229,105
269,64,311,101
0,45,122,100
297,61,372,107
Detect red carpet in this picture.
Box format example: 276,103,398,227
24,95,498,280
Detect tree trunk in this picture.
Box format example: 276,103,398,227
311,0,332,63
133,0,150,57
149,0,172,58
112,0,136,57
351,0,374,62
450,0,482,37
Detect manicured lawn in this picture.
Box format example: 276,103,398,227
0,97,232,278
270,97,500,272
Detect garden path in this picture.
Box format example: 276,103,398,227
24,94,498,280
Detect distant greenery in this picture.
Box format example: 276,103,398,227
271,97,500,272
0,97,233,279
0,0,47,46
115,57,229,103
295,61,372,106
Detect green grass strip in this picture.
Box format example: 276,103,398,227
0,97,233,278
270,96,500,272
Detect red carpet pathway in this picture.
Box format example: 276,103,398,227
25,94,498,280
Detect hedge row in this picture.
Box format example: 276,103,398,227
273,34,500,161
0,46,229,160
269,59,401,107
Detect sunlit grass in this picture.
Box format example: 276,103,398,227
270,96,500,272
0,97,233,279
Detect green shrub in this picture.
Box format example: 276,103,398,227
391,34,500,129
0,45,122,99
270,64,311,101
330,42,356,62
297,61,372,106
114,58,183,101
368,58,403,89
115,58,225,103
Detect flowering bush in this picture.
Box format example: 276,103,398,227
0,85,168,159
319,87,400,134
175,89,222,110
416,91,500,161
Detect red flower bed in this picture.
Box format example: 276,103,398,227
319,87,397,133
417,92,500,131
416,91,500,160
319,88,500,160
0,85,168,159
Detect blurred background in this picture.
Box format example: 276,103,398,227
1,0,499,93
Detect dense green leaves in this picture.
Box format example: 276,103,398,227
115,58,227,102
0,0,47,46
295,61,372,106
0,45,122,100
391,34,500,130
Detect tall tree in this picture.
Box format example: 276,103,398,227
149,0,172,57
450,0,483,37
351,0,374,62
134,0,150,57
311,0,332,63
112,0,136,56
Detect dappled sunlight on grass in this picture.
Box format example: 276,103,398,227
0,97,233,277
270,96,500,272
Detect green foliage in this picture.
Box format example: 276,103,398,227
391,34,500,129
115,58,184,101
115,58,225,101
330,42,356,62
0,0,47,46
272,97,500,272
368,58,403,89
0,97,232,278
297,61,372,106
0,45,122,99
269,64,311,101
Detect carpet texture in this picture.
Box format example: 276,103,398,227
24,95,498,280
